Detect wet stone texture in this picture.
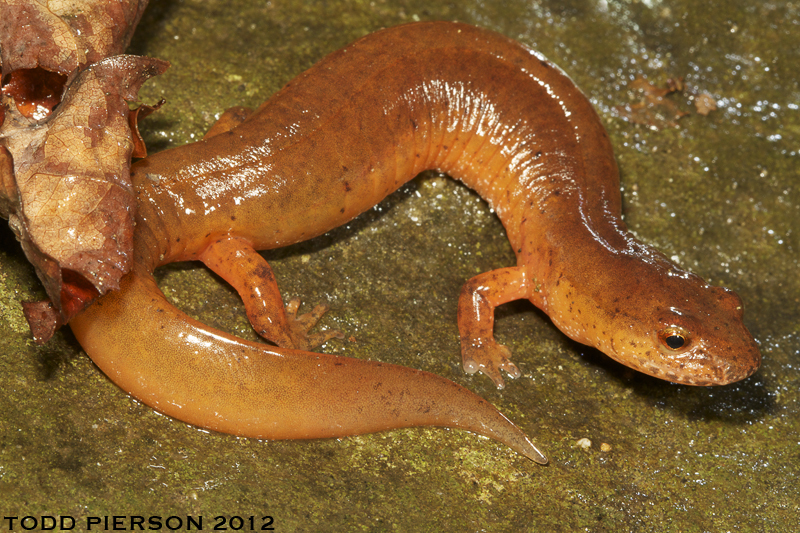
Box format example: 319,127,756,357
1,0,798,531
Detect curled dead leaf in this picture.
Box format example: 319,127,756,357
1,68,67,120
129,98,166,158
0,144,14,218
1,0,164,343
0,0,150,118
1,55,168,341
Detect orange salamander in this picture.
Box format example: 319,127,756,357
69,22,761,463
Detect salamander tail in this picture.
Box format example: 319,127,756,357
70,268,547,463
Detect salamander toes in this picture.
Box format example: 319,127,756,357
462,339,520,389
285,297,344,350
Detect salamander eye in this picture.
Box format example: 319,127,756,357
658,326,691,352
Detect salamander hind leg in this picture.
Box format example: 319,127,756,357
457,267,530,389
199,236,342,350
202,106,254,139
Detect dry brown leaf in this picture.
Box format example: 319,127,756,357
665,77,685,93
1,55,168,341
1,0,163,342
0,0,150,118
615,76,689,129
1,68,67,120
615,75,723,129
128,97,165,158
695,92,717,116
0,145,13,218
629,77,671,98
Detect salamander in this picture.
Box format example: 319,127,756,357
68,21,761,463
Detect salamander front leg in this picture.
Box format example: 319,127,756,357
457,266,529,389
199,236,343,350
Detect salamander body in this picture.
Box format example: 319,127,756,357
70,22,760,462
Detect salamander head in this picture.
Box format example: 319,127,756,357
610,280,760,385
546,251,761,386
603,262,761,385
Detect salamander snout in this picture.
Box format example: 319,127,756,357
643,290,761,386
601,282,761,386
